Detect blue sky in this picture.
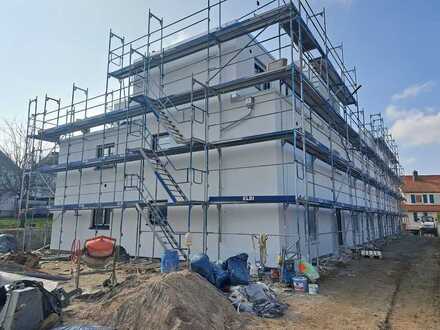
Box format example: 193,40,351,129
1,0,439,175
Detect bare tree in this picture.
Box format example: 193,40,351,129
0,118,26,195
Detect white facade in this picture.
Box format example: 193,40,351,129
49,33,401,266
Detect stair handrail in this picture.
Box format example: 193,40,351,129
133,176,184,252
148,78,184,126
130,121,195,185
127,173,167,222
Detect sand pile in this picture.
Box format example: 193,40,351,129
76,270,247,330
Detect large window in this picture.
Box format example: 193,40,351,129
90,208,112,230
97,143,115,158
423,194,428,204
410,194,416,203
429,194,434,204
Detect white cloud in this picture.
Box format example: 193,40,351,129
389,108,440,146
392,81,435,101
384,104,435,121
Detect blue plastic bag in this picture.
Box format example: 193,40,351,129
211,262,230,290
190,253,215,284
224,253,250,285
161,250,179,273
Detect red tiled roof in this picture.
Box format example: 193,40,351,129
401,175,440,193
402,204,440,212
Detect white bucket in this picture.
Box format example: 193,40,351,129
308,283,319,295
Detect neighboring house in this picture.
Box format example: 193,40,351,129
0,150,19,217
401,171,440,223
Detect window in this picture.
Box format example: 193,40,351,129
148,201,168,225
254,58,270,91
410,194,416,203
97,143,115,158
152,133,175,150
416,195,422,203
413,212,418,222
305,153,315,171
307,207,317,241
90,208,112,229
423,194,428,204
429,194,434,204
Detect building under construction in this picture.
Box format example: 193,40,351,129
20,0,403,266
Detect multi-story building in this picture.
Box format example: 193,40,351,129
401,171,440,222
23,1,403,266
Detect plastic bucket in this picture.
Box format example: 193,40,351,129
292,276,308,293
161,250,179,273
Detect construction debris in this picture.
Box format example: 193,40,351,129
0,251,40,268
228,282,287,318
0,280,62,330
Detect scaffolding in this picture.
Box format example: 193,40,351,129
22,0,403,262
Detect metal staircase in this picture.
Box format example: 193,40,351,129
139,148,187,203
125,174,187,260
127,119,188,203
131,78,187,145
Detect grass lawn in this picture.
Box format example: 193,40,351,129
0,217,52,230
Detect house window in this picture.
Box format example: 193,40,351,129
254,58,270,91
152,133,174,150
416,195,422,203
413,212,418,222
423,194,428,204
97,143,115,158
305,153,315,171
410,194,416,203
148,201,168,225
429,194,434,204
90,208,112,229
307,206,318,241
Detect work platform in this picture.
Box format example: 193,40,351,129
34,63,397,182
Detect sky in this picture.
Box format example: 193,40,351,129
0,0,439,175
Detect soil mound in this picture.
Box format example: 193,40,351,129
77,270,246,330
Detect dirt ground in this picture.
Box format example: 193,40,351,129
250,235,440,330
39,235,440,329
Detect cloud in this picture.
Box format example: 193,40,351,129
388,107,440,146
391,81,435,101
384,104,435,121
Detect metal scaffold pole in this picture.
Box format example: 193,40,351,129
23,0,404,263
